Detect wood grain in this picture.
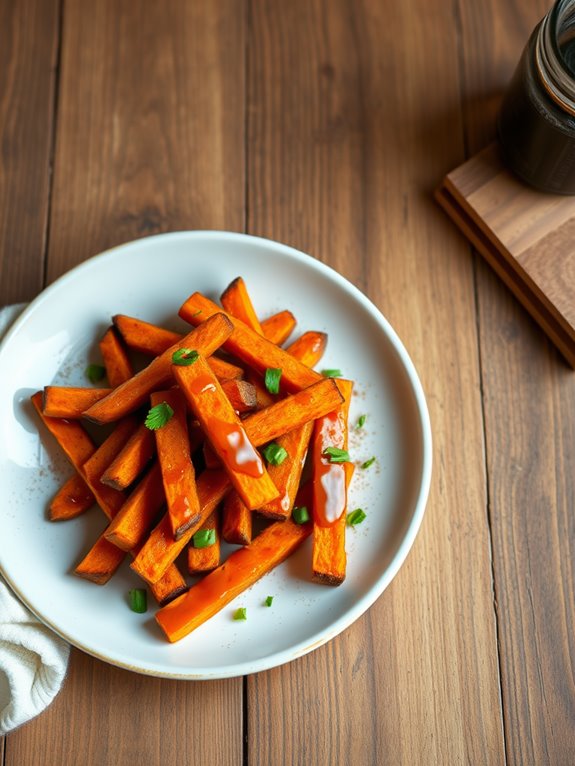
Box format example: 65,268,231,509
438,144,575,365
246,1,504,763
0,0,60,305
3,0,573,763
5,1,245,764
46,0,245,280
458,0,575,762
7,653,242,765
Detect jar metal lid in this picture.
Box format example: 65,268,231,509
535,4,575,117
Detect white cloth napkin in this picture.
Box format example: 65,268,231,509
0,303,70,735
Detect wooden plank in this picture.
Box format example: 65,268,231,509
6,1,245,764
0,0,60,305
436,148,575,366
0,0,59,749
458,0,575,763
46,0,245,280
246,1,505,763
8,653,242,765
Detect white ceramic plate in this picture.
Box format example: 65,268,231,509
0,231,431,679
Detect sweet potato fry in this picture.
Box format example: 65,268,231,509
42,387,111,419
151,389,201,539
149,563,188,606
260,309,296,345
51,328,136,520
75,524,187,605
130,469,231,585
104,462,165,551
113,314,180,354
179,293,322,392
156,518,312,643
100,423,155,490
49,473,95,521
83,313,233,424
311,379,354,585
131,379,344,585
256,331,328,518
220,277,264,335
34,391,139,522
74,532,126,584
244,327,328,411
32,391,95,462
172,355,279,511
242,377,344,446
113,314,243,380
80,417,138,520
221,491,252,545
258,420,314,520
312,461,355,586
220,379,257,413
99,326,133,388
187,511,221,573
285,331,327,369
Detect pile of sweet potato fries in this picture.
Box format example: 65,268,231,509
32,278,356,643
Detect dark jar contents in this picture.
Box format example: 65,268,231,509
498,0,575,195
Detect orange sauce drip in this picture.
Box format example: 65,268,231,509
313,412,347,527
212,420,264,478
313,463,347,526
187,373,264,478
163,463,196,523
171,493,192,521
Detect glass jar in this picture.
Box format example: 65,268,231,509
498,0,575,194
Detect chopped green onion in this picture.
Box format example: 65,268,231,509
323,446,350,463
191,309,203,317
292,506,310,524
356,414,367,429
321,368,342,378
129,588,147,613
361,456,376,469
265,596,274,607
233,607,247,621
85,363,106,383
264,367,282,394
347,508,367,526
172,348,199,366
144,401,174,430
262,442,288,466
192,528,216,548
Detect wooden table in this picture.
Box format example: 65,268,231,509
1,1,573,763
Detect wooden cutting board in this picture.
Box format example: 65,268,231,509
436,143,575,367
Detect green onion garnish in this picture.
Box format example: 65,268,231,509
323,446,350,463
293,506,310,524
264,367,282,394
233,607,247,621
262,442,288,466
265,596,274,607
85,363,106,383
346,508,367,526
172,348,199,366
321,369,342,378
144,401,174,430
356,414,367,429
361,456,376,469
129,588,147,613
192,528,216,548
